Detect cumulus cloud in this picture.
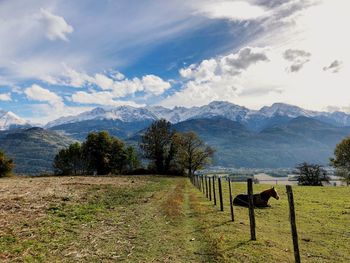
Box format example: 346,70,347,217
40,8,74,41
141,75,172,95
196,1,266,21
71,91,144,107
103,74,171,97
323,60,342,73
23,84,98,124
24,84,63,106
283,49,311,72
180,47,269,82
93,73,114,90
0,93,12,101
45,64,172,98
162,46,270,107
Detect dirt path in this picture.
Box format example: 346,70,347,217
179,180,222,262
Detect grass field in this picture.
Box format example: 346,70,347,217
0,176,349,262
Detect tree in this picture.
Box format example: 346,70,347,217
125,146,140,172
140,119,176,174
174,131,214,177
295,162,329,186
0,151,14,177
54,131,140,176
53,143,85,175
109,138,128,174
82,131,113,175
330,136,350,185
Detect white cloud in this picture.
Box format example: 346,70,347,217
71,91,144,107
114,71,125,81
94,73,114,90
141,75,171,95
181,47,269,81
28,103,94,125
0,93,12,101
24,84,63,106
196,1,267,21
23,84,98,124
40,8,74,42
161,47,269,107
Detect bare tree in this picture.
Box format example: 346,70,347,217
174,131,214,177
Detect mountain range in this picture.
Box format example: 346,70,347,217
1,101,350,174
46,101,350,132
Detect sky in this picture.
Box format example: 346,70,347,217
0,0,349,123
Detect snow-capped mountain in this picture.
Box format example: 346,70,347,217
45,101,350,130
147,101,252,123
0,110,28,130
46,106,157,128
258,103,318,118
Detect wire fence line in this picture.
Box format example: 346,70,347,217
189,174,301,263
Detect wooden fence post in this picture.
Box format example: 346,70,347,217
218,177,224,211
205,176,209,198
202,176,205,194
286,185,301,263
228,178,234,222
247,178,256,240
213,176,217,206
209,177,212,201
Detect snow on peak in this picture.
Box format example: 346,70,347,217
46,106,157,128
0,110,28,130
259,103,318,118
44,101,350,128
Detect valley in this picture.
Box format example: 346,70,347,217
1,101,350,174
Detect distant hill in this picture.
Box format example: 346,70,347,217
0,127,76,175
172,117,350,168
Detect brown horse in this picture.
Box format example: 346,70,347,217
233,187,280,208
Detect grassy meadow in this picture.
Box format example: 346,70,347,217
0,176,349,262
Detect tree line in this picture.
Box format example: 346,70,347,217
53,119,214,176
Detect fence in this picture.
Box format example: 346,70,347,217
190,174,301,263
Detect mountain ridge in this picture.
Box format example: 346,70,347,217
45,101,350,131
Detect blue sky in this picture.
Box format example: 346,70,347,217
0,0,349,123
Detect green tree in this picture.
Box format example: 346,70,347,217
54,131,140,176
140,119,176,174
125,146,140,171
109,138,128,174
295,162,329,186
53,143,85,175
330,137,350,185
82,131,113,175
174,131,214,177
0,150,14,177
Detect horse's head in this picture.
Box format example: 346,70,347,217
271,187,280,200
